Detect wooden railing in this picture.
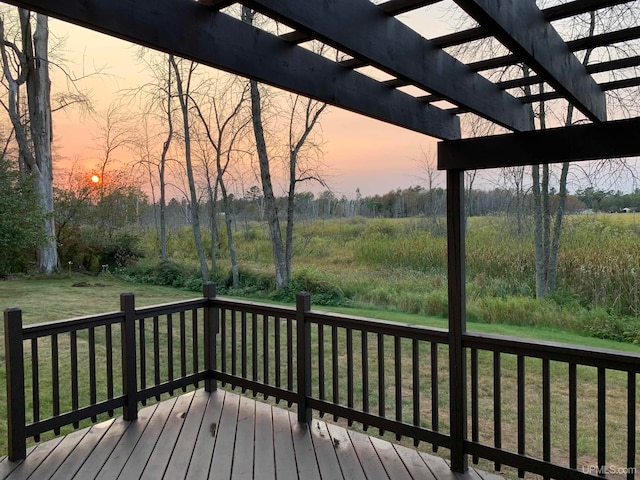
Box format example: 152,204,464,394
4,283,217,460
5,283,639,479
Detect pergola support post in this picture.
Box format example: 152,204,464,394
447,169,468,473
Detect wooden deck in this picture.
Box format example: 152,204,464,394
0,389,502,480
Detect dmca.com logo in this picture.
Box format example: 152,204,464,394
582,465,637,475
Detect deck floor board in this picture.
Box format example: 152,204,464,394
0,389,503,480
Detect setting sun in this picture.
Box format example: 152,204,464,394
90,174,101,184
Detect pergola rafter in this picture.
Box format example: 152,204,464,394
244,0,532,132
452,0,606,122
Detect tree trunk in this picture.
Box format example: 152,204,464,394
170,55,209,281
249,78,288,288
159,56,173,261
219,175,239,288
531,164,546,298
25,13,57,272
1,11,59,272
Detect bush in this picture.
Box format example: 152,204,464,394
153,260,186,286
101,232,144,268
270,266,346,306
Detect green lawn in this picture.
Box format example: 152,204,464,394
1,274,639,477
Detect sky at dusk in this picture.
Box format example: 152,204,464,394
49,18,441,200
47,9,639,199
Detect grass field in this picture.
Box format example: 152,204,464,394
2,274,640,478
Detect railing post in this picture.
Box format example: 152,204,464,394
447,169,468,473
5,308,26,461
296,292,312,424
204,282,218,392
121,293,138,421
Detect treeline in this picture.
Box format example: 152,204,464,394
132,185,640,231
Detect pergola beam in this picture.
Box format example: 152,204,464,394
0,0,460,140
243,0,532,132
453,0,606,123
438,117,640,170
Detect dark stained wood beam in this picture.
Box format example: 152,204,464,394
452,0,606,123
378,0,442,16
438,117,640,170
432,0,631,49
196,0,236,8
0,0,460,140
243,0,532,132
469,27,640,74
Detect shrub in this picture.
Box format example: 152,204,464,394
153,260,186,286
270,266,346,306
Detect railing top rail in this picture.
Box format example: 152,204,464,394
464,331,640,372
305,310,450,341
134,298,207,318
20,297,208,339
213,295,449,341
212,296,297,318
22,311,124,339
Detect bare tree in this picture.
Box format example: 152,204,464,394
242,6,328,289
283,94,328,283
170,54,210,281
91,101,135,194
414,146,443,232
0,9,57,272
193,74,250,288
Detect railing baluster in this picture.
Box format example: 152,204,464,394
263,314,269,399
287,317,293,406
241,311,247,393
180,311,187,392
431,342,439,452
394,335,402,440
154,315,160,401
89,327,97,421
231,310,237,389
412,338,419,447
106,324,114,413
494,351,501,470
31,338,40,441
627,372,636,480
569,363,577,470
542,358,551,480
318,323,325,417
167,313,174,394
275,315,281,400
70,331,78,428
192,308,199,387
221,308,227,386
517,355,525,478
362,330,369,430
347,327,354,426
598,367,606,474
471,347,479,464
138,318,146,405
332,324,339,421
52,333,60,435
378,333,385,435
252,312,258,396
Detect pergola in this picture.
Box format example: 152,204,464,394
2,0,640,476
